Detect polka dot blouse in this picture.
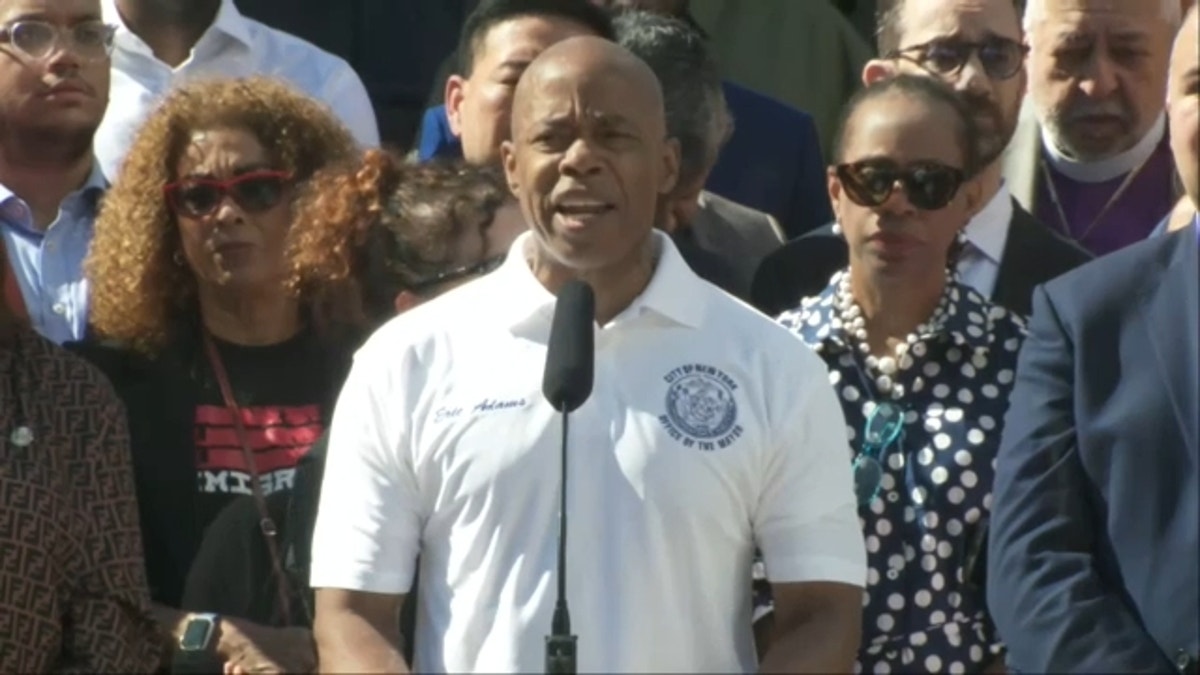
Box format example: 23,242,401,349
777,274,1027,674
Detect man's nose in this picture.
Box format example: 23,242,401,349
560,137,602,176
1077,50,1119,99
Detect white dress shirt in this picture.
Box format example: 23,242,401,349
96,0,379,180
957,184,1014,300
311,231,866,673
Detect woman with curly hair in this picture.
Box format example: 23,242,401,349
179,150,523,665
69,76,360,673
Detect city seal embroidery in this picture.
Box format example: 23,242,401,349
659,364,744,450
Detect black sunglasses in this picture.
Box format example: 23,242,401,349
890,37,1029,81
163,170,293,218
835,160,966,211
408,254,506,293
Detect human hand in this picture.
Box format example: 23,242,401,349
218,620,316,674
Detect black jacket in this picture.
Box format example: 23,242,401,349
751,200,1093,317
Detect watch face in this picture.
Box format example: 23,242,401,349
180,617,214,651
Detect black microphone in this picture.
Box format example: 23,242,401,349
543,279,595,413
541,279,595,675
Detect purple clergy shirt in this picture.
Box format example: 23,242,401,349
1036,135,1177,256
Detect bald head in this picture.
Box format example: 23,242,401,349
499,34,680,277
511,35,667,140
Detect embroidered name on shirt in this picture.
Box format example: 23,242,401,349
659,364,743,450
434,398,529,422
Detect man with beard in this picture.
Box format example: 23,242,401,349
0,0,111,344
988,7,1198,671
1004,0,1183,255
753,0,1091,318
94,0,377,181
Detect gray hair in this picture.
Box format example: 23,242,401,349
1024,0,1183,32
613,10,732,185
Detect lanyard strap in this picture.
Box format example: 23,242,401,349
201,332,309,626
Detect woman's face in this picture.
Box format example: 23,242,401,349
167,126,295,294
830,94,981,280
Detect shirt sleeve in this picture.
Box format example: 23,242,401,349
59,380,160,673
309,345,420,595
753,350,866,588
321,61,380,148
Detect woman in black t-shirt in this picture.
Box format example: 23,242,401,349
180,152,523,663
70,76,359,673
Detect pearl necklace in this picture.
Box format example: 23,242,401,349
832,269,953,400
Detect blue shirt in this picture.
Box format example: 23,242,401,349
0,163,107,344
777,272,1027,673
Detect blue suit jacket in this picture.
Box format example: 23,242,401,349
415,80,831,238
988,225,1199,672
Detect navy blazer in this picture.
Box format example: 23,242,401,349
415,80,832,237
988,226,1199,672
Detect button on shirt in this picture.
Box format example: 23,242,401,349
0,164,106,344
96,0,379,181
778,275,1027,673
310,231,867,674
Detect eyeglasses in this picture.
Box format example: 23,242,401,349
852,402,906,506
0,20,116,63
408,254,506,293
836,160,966,211
890,37,1029,81
163,171,293,219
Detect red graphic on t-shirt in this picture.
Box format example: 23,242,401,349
194,404,323,496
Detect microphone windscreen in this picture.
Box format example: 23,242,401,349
542,279,595,413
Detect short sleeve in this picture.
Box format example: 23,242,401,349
754,354,866,587
308,345,419,594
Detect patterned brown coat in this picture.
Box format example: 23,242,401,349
0,327,160,673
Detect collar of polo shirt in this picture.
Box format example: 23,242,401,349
491,230,708,333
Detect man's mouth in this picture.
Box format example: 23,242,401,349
555,201,614,217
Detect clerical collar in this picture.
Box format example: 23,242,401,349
1042,113,1166,183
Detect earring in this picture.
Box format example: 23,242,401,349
956,229,968,245
173,250,185,266
832,222,843,236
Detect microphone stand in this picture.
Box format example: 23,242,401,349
545,409,577,674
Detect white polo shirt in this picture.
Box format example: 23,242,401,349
96,0,379,181
310,231,866,673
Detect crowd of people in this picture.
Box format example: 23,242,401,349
0,0,1196,673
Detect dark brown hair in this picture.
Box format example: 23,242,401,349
288,151,511,330
875,0,1026,55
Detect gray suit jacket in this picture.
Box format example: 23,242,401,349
683,191,785,301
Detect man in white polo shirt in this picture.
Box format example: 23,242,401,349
310,36,866,674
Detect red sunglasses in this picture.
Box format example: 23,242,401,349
163,170,293,218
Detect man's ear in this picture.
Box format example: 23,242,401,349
862,59,898,86
445,75,469,139
500,140,520,197
659,136,681,197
